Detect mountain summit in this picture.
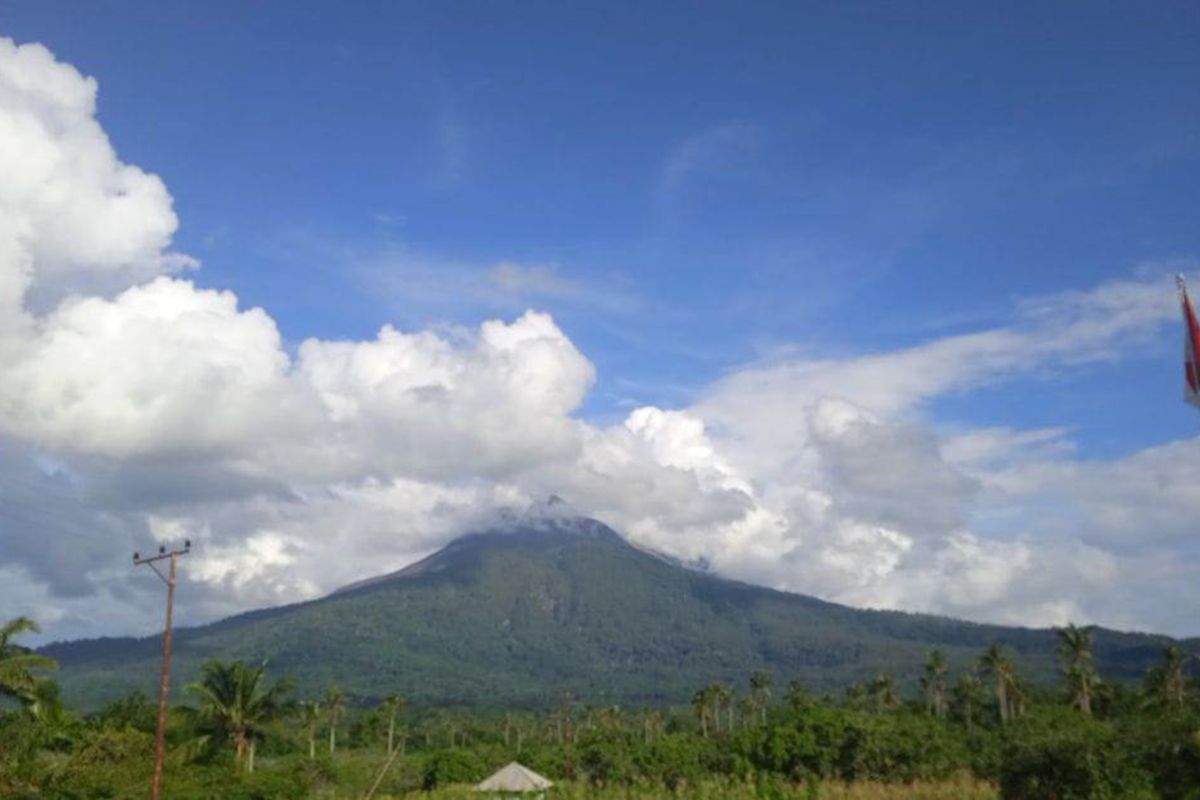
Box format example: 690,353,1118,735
333,513,626,596
44,515,1179,708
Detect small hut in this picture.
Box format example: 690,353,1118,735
475,762,553,794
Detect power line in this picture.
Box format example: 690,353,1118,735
133,540,190,800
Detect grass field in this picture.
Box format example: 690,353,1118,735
370,776,997,800
234,753,998,800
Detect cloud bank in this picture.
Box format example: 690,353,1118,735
2,38,1197,642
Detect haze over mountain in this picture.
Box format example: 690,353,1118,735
42,515,1187,710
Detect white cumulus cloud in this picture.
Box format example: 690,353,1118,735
2,36,1198,644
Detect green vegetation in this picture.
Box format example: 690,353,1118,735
5,613,1200,799
40,522,1191,709
1,616,57,704
186,659,294,771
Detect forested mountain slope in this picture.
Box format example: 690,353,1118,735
42,516,1182,708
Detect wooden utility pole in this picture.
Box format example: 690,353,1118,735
561,691,574,781
133,541,190,800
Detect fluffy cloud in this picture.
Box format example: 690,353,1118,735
2,37,1198,643
296,311,593,481
0,39,190,320
1,279,294,457
670,279,1190,628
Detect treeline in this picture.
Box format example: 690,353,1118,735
2,616,1199,799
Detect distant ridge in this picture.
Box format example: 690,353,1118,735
42,514,1190,709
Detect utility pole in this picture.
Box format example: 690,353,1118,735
133,540,190,800
561,690,574,781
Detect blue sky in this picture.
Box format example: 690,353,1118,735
3,3,1200,637
7,1,1198,440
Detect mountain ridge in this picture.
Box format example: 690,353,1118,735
41,515,1190,709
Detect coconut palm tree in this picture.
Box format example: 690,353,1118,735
543,710,560,745
381,693,405,754
1057,623,1100,715
921,650,949,719
1009,676,1029,720
325,687,346,755
0,617,56,705
844,682,868,711
979,644,1019,724
785,680,811,711
641,709,664,744
691,688,710,737
737,697,756,731
952,671,985,728
187,660,293,772
715,685,735,733
514,715,528,753
26,680,76,748
749,670,773,725
870,672,901,713
593,705,617,732
501,712,514,747
299,701,321,759
443,713,460,747
1144,646,1189,712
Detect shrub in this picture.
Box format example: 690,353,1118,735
633,732,711,788
1118,711,1200,800
49,728,155,798
94,691,157,734
998,709,1153,800
739,701,853,780
843,713,971,783
422,747,485,789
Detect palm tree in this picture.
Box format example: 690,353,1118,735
715,685,734,733
26,680,76,748
641,709,664,745
608,706,626,732
979,644,1019,724
1144,646,1189,712
501,713,514,747
737,697,756,731
749,670,773,725
1057,623,1100,715
869,672,900,713
514,715,527,753
299,701,321,759
381,693,405,754
952,671,985,728
921,650,949,719
187,660,293,772
785,680,810,711
844,682,868,711
0,617,56,705
325,687,346,755
543,711,560,745
691,687,711,737
1009,676,1029,720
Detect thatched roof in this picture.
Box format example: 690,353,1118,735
475,762,553,792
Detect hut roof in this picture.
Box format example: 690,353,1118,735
475,762,554,792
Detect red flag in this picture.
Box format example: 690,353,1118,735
1179,275,1200,409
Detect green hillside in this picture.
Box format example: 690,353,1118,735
42,516,1182,709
